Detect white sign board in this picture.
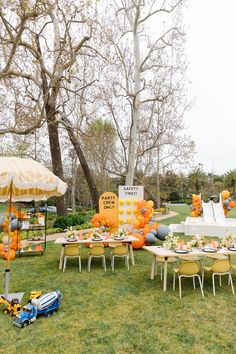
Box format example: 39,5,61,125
118,186,144,225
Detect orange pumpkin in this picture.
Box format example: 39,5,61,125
0,243,5,252
131,233,145,249
229,200,236,208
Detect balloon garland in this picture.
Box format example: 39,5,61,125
221,190,236,215
190,194,203,217
0,206,24,260
91,213,117,232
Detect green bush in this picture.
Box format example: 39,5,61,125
53,213,89,229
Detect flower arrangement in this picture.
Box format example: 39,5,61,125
163,232,179,250
187,235,205,249
66,226,77,240
219,233,236,248
91,228,102,239
117,228,129,238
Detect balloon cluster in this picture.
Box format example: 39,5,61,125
190,194,203,217
91,213,117,231
131,223,171,249
222,190,236,215
128,200,171,249
0,207,24,260
132,200,154,229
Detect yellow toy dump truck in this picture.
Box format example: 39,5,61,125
29,290,42,302
0,296,22,316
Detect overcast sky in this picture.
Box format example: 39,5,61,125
184,0,236,175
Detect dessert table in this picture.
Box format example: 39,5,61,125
143,246,236,292
55,235,138,269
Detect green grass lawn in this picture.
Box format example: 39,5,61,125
1,205,236,353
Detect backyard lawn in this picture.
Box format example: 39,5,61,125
0,205,236,353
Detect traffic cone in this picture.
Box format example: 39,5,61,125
37,244,43,252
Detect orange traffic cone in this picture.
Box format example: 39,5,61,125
37,244,43,252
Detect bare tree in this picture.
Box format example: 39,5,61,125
100,0,186,185
0,0,94,214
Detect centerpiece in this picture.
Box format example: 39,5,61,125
91,228,102,241
219,232,236,249
114,228,129,240
163,232,179,251
66,227,78,242
187,235,205,249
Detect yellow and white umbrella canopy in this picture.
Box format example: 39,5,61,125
0,157,67,297
0,157,67,202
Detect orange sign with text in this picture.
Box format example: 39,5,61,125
99,192,118,230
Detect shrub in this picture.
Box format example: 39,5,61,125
53,213,89,229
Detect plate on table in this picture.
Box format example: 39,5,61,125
92,237,102,242
114,236,125,241
67,238,78,242
174,249,189,254
228,247,236,251
202,247,217,253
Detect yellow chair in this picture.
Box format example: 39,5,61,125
173,261,204,298
155,256,177,280
111,245,129,271
88,245,106,272
203,259,234,296
63,245,81,273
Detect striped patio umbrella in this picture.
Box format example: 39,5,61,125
0,157,67,296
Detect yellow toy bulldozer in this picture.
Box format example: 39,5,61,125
0,296,22,316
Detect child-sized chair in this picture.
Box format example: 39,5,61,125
203,259,234,296
88,245,106,272
173,261,204,298
111,245,129,271
63,245,81,273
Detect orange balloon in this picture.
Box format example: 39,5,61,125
2,249,16,260
147,200,154,208
10,242,17,251
133,219,140,228
222,190,230,199
131,233,145,249
12,234,18,243
229,200,236,208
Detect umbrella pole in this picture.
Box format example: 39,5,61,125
4,182,12,296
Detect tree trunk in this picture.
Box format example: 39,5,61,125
71,154,77,213
125,22,140,186
64,121,99,212
46,111,67,216
156,145,161,208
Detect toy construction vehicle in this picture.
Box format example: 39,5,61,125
29,290,42,302
0,296,22,316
